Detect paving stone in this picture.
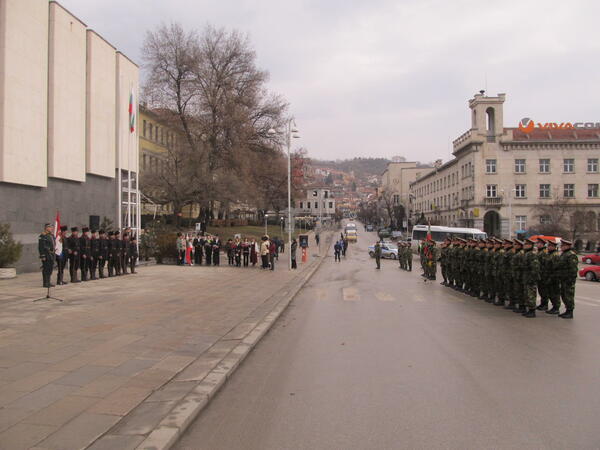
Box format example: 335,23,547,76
37,412,121,450
0,361,49,382
145,381,196,403
0,407,32,433
135,425,179,450
54,364,112,387
6,370,67,392
110,400,176,435
8,383,76,412
151,355,196,374
89,386,152,416
74,374,130,398
110,358,158,377
22,394,97,427
0,423,56,450
87,434,145,450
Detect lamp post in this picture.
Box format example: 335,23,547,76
268,119,300,270
264,213,269,236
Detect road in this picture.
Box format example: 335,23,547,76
176,227,600,450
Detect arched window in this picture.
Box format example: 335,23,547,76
486,107,496,141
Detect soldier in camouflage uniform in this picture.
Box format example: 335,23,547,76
557,239,578,319
459,239,469,292
521,238,540,318
535,238,550,311
501,239,514,308
511,239,526,313
440,239,450,285
474,239,486,299
492,239,505,306
542,239,562,315
481,239,493,301
406,242,413,271
399,242,406,270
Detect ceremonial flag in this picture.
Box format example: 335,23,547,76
128,88,135,133
54,211,62,256
426,221,432,242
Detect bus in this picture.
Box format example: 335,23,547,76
410,225,487,251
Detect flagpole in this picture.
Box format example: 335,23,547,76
127,84,132,230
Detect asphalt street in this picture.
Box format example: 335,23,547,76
176,227,600,450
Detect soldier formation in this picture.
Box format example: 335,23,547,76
39,223,138,288
398,242,413,272
438,236,579,319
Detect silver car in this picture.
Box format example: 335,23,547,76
368,243,398,259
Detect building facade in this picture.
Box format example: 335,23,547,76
0,0,139,271
297,188,336,218
410,92,600,241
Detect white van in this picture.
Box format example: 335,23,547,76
410,225,487,251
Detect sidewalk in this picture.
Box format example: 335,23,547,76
0,233,332,450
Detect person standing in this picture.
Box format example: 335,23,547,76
543,240,562,315
291,238,298,269
557,239,578,319
176,233,185,265
79,227,91,281
129,236,139,273
269,238,276,270
334,241,342,262
38,223,55,288
260,236,270,269
90,229,100,280
121,233,130,274
193,234,202,265
535,238,550,311
67,227,80,283
98,230,108,278
439,240,449,285
226,239,235,266
242,238,250,267
374,241,382,269
342,238,348,257
55,225,69,285
235,239,242,267
511,240,526,313
204,236,213,266
250,238,258,267
185,234,193,266
212,235,221,266
114,231,122,275
315,233,320,246
107,232,116,277
522,239,540,318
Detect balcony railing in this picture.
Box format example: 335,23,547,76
452,129,485,152
483,196,503,207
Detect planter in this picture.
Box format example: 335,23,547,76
0,268,17,279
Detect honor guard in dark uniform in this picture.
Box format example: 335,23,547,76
121,233,129,274
79,227,92,281
212,236,221,265
90,229,100,280
204,237,213,265
38,223,55,288
114,231,122,275
67,227,81,283
107,232,117,277
128,236,138,273
56,225,69,285
98,230,108,278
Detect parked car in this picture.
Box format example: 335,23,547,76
579,265,600,281
581,253,600,265
377,228,392,239
368,243,398,259
365,224,374,232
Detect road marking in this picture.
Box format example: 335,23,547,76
342,287,360,302
375,291,394,302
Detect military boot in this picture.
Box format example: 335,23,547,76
494,298,505,307
559,310,574,319
546,307,560,315
99,268,105,279
522,308,536,318
536,302,548,311
504,302,515,310
513,304,526,313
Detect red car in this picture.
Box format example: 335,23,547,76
581,253,600,265
579,265,600,281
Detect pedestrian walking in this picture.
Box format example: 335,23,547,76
334,241,342,262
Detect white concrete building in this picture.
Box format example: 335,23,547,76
297,188,336,218
410,92,600,241
0,0,139,271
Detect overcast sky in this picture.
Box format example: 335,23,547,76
61,0,600,163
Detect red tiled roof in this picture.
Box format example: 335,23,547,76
509,127,600,141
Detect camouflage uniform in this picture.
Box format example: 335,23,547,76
440,243,449,284
502,242,514,308
493,242,506,306
557,242,578,318
522,241,541,315
544,246,562,313
511,242,526,312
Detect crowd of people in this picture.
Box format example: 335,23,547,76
435,236,579,319
333,233,349,262
175,233,298,270
38,223,138,288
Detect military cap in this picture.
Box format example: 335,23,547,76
561,239,573,246
91,229,97,234
99,229,105,234
536,237,547,244
524,238,536,245
71,226,78,232
44,223,52,228
108,231,114,236
547,239,558,246
82,227,89,232
114,230,120,235
60,225,68,232
503,239,513,245
513,239,524,246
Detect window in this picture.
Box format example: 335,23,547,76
142,154,147,170
589,184,599,198
540,215,551,224
486,159,496,173
515,159,526,173
515,184,526,198
299,202,303,209
143,120,147,137
588,158,599,173
539,184,551,198
539,158,550,173
564,184,575,198
563,158,574,173
515,215,527,231
148,123,153,138
393,194,400,205
329,201,333,209
486,184,497,198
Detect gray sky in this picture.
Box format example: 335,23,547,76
61,0,600,163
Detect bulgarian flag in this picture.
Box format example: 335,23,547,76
128,88,136,133
54,211,62,256
426,221,432,242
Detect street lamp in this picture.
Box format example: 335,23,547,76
268,119,300,270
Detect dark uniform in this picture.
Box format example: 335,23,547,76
511,240,526,313
212,238,221,265
79,227,92,281
541,240,561,314
193,235,204,265
56,225,69,285
38,225,55,288
501,240,514,309
205,238,213,265
107,232,117,277
557,240,578,319
114,231,122,275
128,237,138,273
67,227,81,283
374,241,382,269
98,230,108,278
121,234,129,274
522,239,540,317
90,230,100,280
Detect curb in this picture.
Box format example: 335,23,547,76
133,234,332,450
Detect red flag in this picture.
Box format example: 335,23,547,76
426,221,432,242
54,211,62,255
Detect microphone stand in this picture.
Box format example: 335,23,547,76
33,259,64,303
